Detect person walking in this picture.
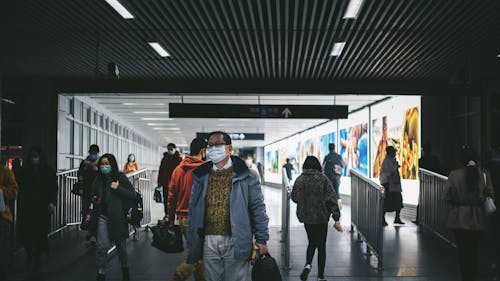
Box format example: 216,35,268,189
158,143,182,217
445,147,494,281
78,144,100,236
0,161,19,281
380,146,405,226
292,156,342,281
92,153,138,281
283,158,295,182
187,131,269,281
123,153,139,174
322,143,344,200
167,138,207,281
16,147,57,273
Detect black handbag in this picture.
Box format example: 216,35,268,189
252,252,282,281
150,220,184,253
80,208,98,235
154,186,163,203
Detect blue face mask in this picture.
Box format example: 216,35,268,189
128,156,135,162
89,154,99,162
207,145,228,164
100,165,112,175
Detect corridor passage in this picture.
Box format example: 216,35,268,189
6,186,495,281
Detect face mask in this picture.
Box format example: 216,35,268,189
31,157,40,165
207,146,228,164
167,150,174,156
246,160,253,166
128,156,135,162
89,154,99,162
100,165,112,175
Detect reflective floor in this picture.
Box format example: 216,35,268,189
6,186,498,281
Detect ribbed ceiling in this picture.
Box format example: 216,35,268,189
1,0,499,80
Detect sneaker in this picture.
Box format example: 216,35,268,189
394,219,405,225
318,278,327,281
300,264,311,281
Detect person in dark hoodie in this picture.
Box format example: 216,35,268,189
167,138,207,281
16,147,57,273
158,143,182,217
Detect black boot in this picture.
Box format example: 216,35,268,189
96,273,106,281
122,267,130,281
394,211,405,224
300,264,311,281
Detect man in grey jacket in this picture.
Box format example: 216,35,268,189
187,131,269,281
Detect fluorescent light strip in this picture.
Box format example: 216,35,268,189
330,42,346,56
148,42,171,57
104,0,134,19
123,103,166,106
141,118,173,121
133,111,169,114
147,123,177,126
344,0,364,19
153,127,180,130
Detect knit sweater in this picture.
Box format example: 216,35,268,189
205,167,233,235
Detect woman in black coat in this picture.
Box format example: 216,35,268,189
16,147,57,271
92,153,137,281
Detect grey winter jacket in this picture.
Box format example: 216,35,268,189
291,169,341,224
186,156,269,263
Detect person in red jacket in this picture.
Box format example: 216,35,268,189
167,138,207,281
158,143,182,216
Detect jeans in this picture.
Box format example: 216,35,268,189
454,229,481,281
304,223,328,278
203,235,250,281
96,215,128,274
326,175,341,196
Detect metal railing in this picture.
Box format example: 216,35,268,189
281,168,291,269
46,168,153,237
418,169,454,245
350,169,385,270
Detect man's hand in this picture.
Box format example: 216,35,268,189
256,242,268,255
111,181,119,190
48,203,56,214
333,221,343,232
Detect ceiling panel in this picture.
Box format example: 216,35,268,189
2,1,499,81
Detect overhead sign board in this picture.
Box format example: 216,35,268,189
169,103,348,119
196,132,264,141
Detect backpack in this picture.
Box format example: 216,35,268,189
126,192,144,227
252,252,282,281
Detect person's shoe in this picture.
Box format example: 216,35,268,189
394,219,405,225
300,264,311,281
318,277,327,281
96,273,106,281
122,267,130,281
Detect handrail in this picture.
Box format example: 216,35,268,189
281,168,291,269
56,168,79,176
418,168,454,246
350,169,385,270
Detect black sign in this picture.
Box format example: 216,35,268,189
196,132,264,141
169,103,348,119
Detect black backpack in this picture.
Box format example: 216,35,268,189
126,192,143,227
252,252,282,281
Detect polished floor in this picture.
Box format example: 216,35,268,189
5,186,499,281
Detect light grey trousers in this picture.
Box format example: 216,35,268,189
203,235,250,281
96,215,128,274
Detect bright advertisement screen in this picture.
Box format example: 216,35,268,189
371,96,421,205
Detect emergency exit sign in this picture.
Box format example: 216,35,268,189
169,103,348,119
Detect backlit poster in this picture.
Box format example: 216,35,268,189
339,123,368,176
319,132,336,163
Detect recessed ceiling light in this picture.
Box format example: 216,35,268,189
344,0,364,19
497,54,500,58
147,123,177,126
104,0,134,19
122,102,138,105
141,118,173,121
330,42,346,56
148,42,171,57
153,127,180,130
133,111,169,114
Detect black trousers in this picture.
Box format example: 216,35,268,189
304,223,328,278
162,186,169,214
453,229,481,281
0,218,12,276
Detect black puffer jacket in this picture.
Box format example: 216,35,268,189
291,169,340,224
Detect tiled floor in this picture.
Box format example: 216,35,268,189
6,186,499,281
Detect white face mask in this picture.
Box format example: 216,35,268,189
207,145,228,164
